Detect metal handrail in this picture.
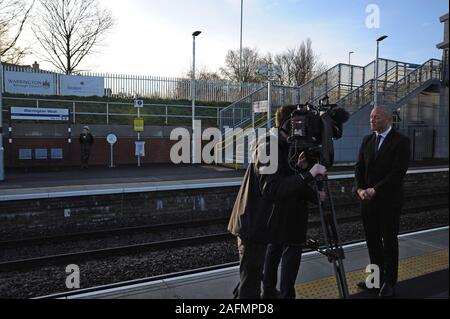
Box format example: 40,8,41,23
217,58,421,141
337,59,442,114
219,86,266,116
336,63,410,105
240,60,420,131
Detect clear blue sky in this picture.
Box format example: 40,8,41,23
272,0,448,64
23,0,449,77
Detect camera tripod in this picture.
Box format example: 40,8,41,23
307,175,350,299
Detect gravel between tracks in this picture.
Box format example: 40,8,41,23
0,209,447,299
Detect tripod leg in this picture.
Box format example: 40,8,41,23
324,178,350,298
315,178,350,299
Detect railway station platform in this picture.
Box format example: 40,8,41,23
0,163,448,201
50,227,448,300
0,164,244,201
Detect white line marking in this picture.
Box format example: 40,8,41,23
2,168,447,202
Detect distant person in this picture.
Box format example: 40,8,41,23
355,106,411,298
79,126,94,169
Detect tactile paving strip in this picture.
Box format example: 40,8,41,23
296,249,449,299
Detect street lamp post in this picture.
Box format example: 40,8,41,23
374,35,388,108
239,0,243,84
348,51,354,66
192,31,201,165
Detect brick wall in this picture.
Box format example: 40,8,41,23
3,137,179,167
0,171,447,241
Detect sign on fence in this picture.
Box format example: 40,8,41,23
11,107,69,121
5,71,56,95
60,75,105,97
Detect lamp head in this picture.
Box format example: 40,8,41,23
377,35,388,42
192,31,202,37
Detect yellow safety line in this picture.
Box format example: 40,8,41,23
295,249,449,299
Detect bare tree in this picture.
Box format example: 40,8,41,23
220,47,261,83
219,42,326,86
275,39,326,86
32,0,115,74
0,0,34,63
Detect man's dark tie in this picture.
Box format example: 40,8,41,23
375,135,383,153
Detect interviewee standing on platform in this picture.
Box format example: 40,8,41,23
355,106,411,298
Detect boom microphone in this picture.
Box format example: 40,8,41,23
330,108,350,125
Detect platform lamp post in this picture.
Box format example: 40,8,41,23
374,35,388,108
0,54,4,181
192,31,201,165
239,0,244,85
348,51,354,65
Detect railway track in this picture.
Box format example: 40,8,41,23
0,218,228,249
35,225,449,300
1,191,447,247
0,200,447,272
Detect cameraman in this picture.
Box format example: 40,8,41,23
228,105,327,299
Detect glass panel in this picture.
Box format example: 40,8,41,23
353,67,364,86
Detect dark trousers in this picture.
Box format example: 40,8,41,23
237,238,267,299
362,205,401,285
263,244,302,299
81,146,91,168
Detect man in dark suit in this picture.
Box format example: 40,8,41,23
355,106,411,298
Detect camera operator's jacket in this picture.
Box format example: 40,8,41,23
228,130,318,245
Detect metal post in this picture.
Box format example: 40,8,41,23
191,31,201,164
338,65,342,99
374,36,388,108
217,107,220,128
192,36,196,164
239,0,244,84
0,57,4,181
137,107,141,167
110,144,114,168
349,51,354,90
166,106,168,125
374,42,380,108
73,102,76,124
219,109,223,134
267,81,272,129
252,104,255,129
